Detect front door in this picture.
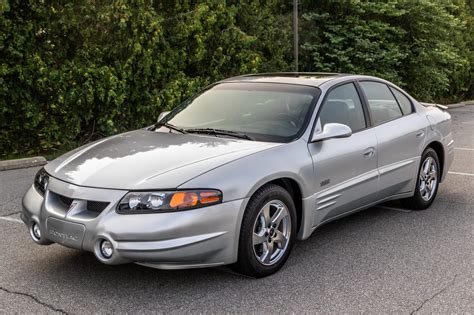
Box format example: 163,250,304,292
308,82,378,226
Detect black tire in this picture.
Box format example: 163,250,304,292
401,148,440,210
232,184,297,278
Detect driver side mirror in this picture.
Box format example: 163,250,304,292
157,111,170,122
311,123,352,142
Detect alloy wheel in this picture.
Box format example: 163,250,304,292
419,156,438,201
252,200,291,266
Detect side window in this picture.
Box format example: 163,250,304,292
360,81,403,125
317,83,367,132
389,87,413,115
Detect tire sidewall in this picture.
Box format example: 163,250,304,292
414,148,440,207
238,185,297,277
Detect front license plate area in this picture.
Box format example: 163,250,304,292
46,217,85,249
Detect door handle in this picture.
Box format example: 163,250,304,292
416,130,425,138
363,147,375,158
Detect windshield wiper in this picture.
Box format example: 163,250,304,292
185,128,254,140
154,122,187,134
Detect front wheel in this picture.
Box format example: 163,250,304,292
401,148,440,210
233,184,296,278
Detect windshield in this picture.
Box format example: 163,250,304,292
161,83,320,142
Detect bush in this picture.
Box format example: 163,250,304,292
300,0,472,102
0,0,291,158
0,0,472,158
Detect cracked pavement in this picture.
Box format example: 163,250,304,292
0,106,473,313
0,286,67,314
410,274,459,314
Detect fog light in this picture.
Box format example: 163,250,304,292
100,239,113,259
30,222,41,241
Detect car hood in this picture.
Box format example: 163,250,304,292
45,130,281,190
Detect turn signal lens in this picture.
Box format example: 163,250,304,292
199,191,221,204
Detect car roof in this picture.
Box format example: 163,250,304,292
220,72,376,87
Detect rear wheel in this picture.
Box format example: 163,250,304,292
401,148,440,210
233,184,296,278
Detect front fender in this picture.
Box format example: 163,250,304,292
178,139,314,245
178,139,313,201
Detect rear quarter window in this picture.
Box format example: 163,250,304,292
389,87,413,115
360,81,403,125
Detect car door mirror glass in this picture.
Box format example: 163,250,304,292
311,123,352,142
157,111,170,122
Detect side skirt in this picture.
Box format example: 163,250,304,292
299,191,414,240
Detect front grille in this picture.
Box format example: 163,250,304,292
57,194,74,208
48,191,109,218
87,200,109,213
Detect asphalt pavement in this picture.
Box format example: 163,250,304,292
0,106,473,313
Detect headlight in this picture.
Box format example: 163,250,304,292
34,168,49,195
117,190,222,213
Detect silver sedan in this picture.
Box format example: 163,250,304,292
22,73,454,277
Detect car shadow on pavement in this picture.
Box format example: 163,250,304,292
31,203,413,288
9,198,469,313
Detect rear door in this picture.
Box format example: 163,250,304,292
358,81,427,198
308,82,378,226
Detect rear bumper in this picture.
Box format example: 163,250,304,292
442,138,455,182
21,178,248,269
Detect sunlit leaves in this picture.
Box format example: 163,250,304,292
0,0,289,157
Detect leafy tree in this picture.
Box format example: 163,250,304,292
0,0,289,157
0,0,473,158
300,0,470,101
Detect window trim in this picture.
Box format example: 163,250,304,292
309,80,370,141
356,80,407,127
388,85,414,115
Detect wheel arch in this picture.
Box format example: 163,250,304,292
252,177,304,237
425,141,445,181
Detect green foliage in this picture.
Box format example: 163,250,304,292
0,0,291,157
455,0,474,100
300,0,472,102
0,0,473,158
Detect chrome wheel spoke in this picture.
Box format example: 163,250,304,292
273,230,288,249
260,242,274,264
425,184,431,194
253,231,266,245
423,158,431,174
429,180,436,192
261,204,272,226
421,188,428,199
420,181,426,191
271,205,288,227
428,170,437,181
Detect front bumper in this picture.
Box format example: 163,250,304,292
21,177,248,269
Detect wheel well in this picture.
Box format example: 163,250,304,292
267,178,303,234
426,141,445,179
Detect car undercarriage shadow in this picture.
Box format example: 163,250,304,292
16,198,461,312
42,201,410,282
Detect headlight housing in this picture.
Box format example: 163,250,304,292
117,190,222,213
34,167,49,195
